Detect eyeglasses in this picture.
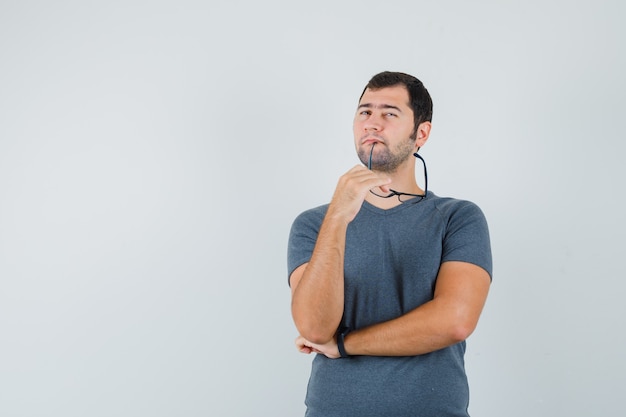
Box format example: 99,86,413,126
368,144,428,203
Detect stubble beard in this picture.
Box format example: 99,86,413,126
358,136,416,173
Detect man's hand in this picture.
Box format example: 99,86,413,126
326,165,391,224
295,335,341,359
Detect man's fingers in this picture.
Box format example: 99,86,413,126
295,335,312,354
327,165,393,223
342,165,391,191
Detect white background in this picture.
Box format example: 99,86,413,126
1,1,624,416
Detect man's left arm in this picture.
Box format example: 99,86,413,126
295,260,490,358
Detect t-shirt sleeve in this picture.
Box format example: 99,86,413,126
441,201,493,279
287,206,326,286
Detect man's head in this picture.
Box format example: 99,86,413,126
354,71,433,173
359,71,433,140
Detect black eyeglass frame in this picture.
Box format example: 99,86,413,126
367,145,428,203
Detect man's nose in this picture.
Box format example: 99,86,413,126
364,115,383,131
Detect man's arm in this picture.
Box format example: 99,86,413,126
290,165,391,345
344,261,490,356
296,261,490,357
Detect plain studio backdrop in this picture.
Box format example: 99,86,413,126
0,1,624,416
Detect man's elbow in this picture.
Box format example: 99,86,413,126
447,312,480,343
449,323,475,343
292,309,336,344
292,303,340,344
295,322,336,345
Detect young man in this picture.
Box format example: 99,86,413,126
287,71,492,416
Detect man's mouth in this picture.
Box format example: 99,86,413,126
361,136,384,146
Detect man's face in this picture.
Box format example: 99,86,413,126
353,85,418,173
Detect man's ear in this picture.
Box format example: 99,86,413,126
415,121,432,149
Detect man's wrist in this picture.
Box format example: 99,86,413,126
337,327,351,358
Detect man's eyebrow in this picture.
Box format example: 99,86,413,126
357,103,403,112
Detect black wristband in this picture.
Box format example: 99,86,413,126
337,327,351,358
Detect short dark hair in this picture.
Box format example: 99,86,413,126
360,71,433,135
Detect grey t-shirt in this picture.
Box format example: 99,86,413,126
287,191,492,417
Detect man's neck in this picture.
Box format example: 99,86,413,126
364,160,422,208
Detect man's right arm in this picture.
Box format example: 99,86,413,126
289,215,348,344
290,165,391,344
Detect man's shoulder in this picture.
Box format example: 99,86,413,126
295,203,329,219
301,203,329,215
291,203,329,230
428,192,485,217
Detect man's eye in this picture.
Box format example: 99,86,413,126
385,113,397,117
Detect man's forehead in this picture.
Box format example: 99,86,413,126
359,85,410,108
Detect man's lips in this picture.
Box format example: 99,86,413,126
361,136,385,145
